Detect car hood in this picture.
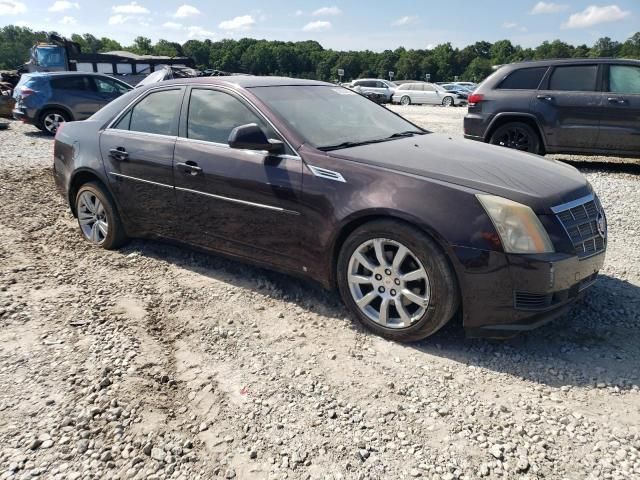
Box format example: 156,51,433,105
328,133,591,213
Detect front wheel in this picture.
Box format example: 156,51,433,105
337,220,459,342
75,182,128,249
442,96,454,107
400,95,411,106
489,122,542,154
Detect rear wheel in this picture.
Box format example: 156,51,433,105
489,121,542,154
39,109,69,135
75,182,128,249
400,95,411,106
337,220,459,342
442,96,454,107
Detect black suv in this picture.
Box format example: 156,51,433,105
464,58,640,157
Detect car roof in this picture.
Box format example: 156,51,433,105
24,71,126,79
504,57,640,69
158,75,331,89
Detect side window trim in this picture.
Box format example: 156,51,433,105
542,64,601,93
178,85,298,157
107,86,186,137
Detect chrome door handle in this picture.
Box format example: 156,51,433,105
176,162,202,175
536,95,553,101
109,147,128,161
607,97,626,104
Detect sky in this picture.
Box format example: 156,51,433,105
0,1,638,51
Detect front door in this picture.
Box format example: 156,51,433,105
100,86,184,235
533,63,602,150
597,63,640,154
173,87,303,269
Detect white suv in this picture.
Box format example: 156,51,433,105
350,79,397,103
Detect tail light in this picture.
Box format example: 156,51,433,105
468,93,484,106
19,87,35,98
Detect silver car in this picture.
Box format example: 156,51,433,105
392,82,466,107
350,78,397,102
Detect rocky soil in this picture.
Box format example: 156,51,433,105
0,116,639,480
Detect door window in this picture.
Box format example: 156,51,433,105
114,88,182,136
93,77,130,95
186,89,274,145
548,65,598,92
498,67,547,90
609,65,640,94
423,84,436,91
50,76,92,91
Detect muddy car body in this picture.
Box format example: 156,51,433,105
53,77,606,341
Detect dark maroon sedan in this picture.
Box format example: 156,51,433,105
53,76,607,341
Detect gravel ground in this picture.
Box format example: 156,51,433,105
0,112,639,480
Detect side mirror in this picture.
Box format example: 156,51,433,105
228,123,284,153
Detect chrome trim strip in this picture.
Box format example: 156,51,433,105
307,165,346,183
105,83,300,157
175,186,299,215
109,172,173,189
106,129,177,141
550,193,595,213
176,137,302,160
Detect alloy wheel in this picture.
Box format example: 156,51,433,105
442,96,453,107
77,191,109,244
493,126,531,151
400,96,411,106
43,113,65,134
347,238,430,328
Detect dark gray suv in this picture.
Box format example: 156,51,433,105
464,58,640,157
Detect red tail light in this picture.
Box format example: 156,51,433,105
20,87,35,97
468,93,484,106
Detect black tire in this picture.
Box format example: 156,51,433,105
75,182,128,250
38,109,69,135
400,95,411,106
489,121,542,154
442,96,454,107
337,220,460,342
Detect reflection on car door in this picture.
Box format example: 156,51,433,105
100,87,184,235
533,64,602,150
172,87,303,269
598,64,640,154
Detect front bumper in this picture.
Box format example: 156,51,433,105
451,246,606,338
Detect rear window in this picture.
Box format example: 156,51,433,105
497,67,547,90
609,65,640,94
549,65,598,92
51,76,92,91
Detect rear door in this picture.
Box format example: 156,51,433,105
533,63,602,150
598,63,640,154
172,86,303,267
421,84,439,104
100,86,184,235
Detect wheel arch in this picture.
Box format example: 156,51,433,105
485,113,547,153
329,210,461,293
68,169,114,217
39,104,75,124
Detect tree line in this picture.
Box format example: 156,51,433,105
1,25,639,82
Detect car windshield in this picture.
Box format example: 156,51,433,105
250,85,425,150
35,46,66,68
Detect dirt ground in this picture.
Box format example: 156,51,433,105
0,110,639,480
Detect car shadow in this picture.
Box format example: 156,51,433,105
123,239,639,390
23,130,53,139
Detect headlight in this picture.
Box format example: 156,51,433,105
476,194,554,254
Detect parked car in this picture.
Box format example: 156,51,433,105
13,71,132,134
392,82,466,106
454,81,477,89
441,84,472,100
464,58,640,156
53,76,606,342
349,78,397,103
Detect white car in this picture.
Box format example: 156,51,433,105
349,78,397,102
392,82,466,107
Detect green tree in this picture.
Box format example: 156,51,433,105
131,36,152,55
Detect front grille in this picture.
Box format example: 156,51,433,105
552,194,606,260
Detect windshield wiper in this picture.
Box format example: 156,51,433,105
387,130,426,138
318,131,426,151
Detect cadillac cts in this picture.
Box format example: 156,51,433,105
53,77,607,341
